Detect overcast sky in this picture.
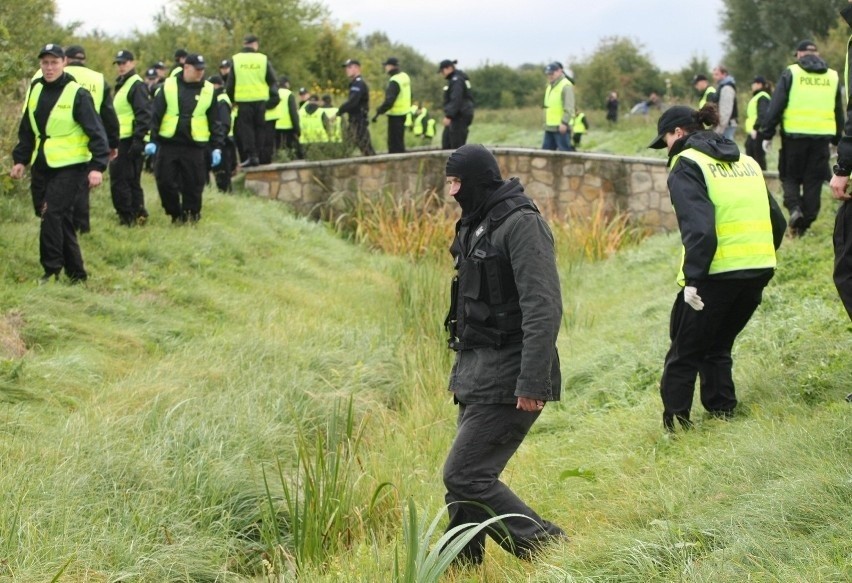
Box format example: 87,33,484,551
54,0,726,71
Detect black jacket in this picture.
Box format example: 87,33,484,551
837,4,852,169
443,68,474,119
667,131,785,284
13,72,110,173
150,73,225,150
338,75,370,119
212,87,233,138
114,69,152,146
448,178,562,404
760,54,843,141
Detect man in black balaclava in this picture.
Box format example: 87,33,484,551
441,144,566,565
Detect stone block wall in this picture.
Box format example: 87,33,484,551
243,149,780,233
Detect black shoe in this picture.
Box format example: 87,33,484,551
240,157,260,168
788,208,804,236
38,272,59,285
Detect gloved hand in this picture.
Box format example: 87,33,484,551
371,114,379,123
129,140,145,157
749,130,758,140
211,149,222,167
762,140,771,153
144,142,158,156
683,286,704,311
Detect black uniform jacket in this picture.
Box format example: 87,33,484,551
836,3,852,169
338,75,370,119
443,69,474,120
13,72,110,173
667,131,786,285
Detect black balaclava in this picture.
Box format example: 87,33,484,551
445,144,504,218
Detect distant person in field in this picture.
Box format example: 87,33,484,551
442,144,566,565
605,91,618,124
711,64,738,140
541,61,574,151
648,105,785,431
373,56,411,154
743,76,771,171
571,110,588,149
692,74,717,109
439,58,475,149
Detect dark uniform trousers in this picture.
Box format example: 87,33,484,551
833,200,852,320
259,119,277,165
214,138,237,193
442,114,472,150
110,138,146,224
235,101,266,163
744,135,767,171
155,142,207,220
779,136,830,230
442,402,565,564
31,166,88,280
387,114,406,153
346,116,375,156
660,275,772,430
277,130,304,160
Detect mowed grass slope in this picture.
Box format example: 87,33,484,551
0,164,849,581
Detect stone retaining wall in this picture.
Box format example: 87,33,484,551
243,148,780,232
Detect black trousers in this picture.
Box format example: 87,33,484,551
109,138,146,224
154,142,206,221
387,114,406,153
442,402,564,564
214,138,237,193
346,116,375,156
441,114,472,150
276,130,304,160
779,136,830,231
234,101,266,162
30,166,88,280
660,276,771,430
259,120,277,165
744,135,767,170
833,200,852,321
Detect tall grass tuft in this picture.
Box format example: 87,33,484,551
554,196,650,262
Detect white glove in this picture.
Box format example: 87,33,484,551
749,130,757,140
683,286,704,311
762,140,771,153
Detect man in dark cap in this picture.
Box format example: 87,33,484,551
338,58,374,156
60,43,120,233
441,144,566,565
542,62,574,151
171,49,188,77
439,59,474,149
692,74,716,109
10,43,110,284
207,74,236,192
743,75,771,170
111,49,152,226
759,39,843,237
147,53,225,223
218,59,232,83
226,33,279,168
373,57,411,153
271,76,303,160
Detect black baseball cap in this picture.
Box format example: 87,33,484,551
438,59,457,72
174,48,188,60
184,54,207,69
298,87,308,95
219,59,232,68
796,39,817,53
64,45,86,60
752,75,767,84
207,74,224,85
152,61,166,70
38,44,64,59
544,62,562,74
648,106,698,149
113,50,135,63
692,74,708,84
145,68,158,79
244,34,259,44
342,58,360,67
382,57,399,66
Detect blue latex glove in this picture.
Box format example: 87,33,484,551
144,142,157,156
211,149,222,167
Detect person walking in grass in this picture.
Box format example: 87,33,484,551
442,144,566,565
648,105,785,431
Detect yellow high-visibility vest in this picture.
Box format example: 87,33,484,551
275,89,293,130
217,92,235,137
231,52,268,102
300,108,327,143
670,148,776,285
544,77,571,126
698,86,716,109
388,72,412,116
744,91,770,132
65,65,105,111
26,81,91,167
158,76,214,142
572,112,587,133
113,74,143,139
782,64,838,135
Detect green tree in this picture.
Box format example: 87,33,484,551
721,0,844,80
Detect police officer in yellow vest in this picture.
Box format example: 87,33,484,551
373,57,411,154
321,94,343,143
571,111,588,149
208,75,237,193
692,74,717,109
226,34,279,168
648,105,785,431
743,75,771,170
63,45,120,233
111,49,152,226
274,76,304,160
759,39,843,237
299,94,330,148
147,53,226,223
11,44,110,284
542,62,575,151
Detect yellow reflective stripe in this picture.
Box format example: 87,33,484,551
711,243,777,262
716,220,773,237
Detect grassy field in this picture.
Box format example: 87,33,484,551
0,122,849,581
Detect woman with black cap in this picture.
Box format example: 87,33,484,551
441,144,566,565
648,105,786,431
744,76,772,170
